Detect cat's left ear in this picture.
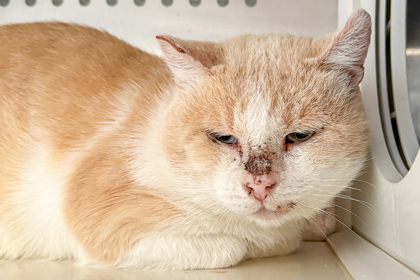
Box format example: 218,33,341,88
156,35,222,88
309,9,371,86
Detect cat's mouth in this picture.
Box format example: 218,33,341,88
253,202,296,220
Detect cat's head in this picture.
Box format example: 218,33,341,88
157,10,371,226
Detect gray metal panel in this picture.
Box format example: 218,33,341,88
390,0,419,167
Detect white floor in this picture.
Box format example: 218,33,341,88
0,241,353,280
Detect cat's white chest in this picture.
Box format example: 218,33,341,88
3,143,81,260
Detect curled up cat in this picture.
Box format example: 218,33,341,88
0,9,371,270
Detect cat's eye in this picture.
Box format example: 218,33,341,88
213,134,238,145
286,131,315,143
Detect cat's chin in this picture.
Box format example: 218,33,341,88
252,206,292,222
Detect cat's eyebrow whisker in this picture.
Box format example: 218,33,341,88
300,201,364,242
296,204,337,251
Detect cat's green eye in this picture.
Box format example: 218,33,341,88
214,134,238,145
286,131,315,143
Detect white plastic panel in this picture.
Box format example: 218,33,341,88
0,0,337,54
346,0,420,276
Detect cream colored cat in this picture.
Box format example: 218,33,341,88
0,10,371,270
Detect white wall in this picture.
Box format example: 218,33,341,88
0,0,337,53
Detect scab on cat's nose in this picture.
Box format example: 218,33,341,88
244,154,272,176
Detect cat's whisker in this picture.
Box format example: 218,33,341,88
306,190,373,207
297,182,363,192
311,184,363,192
334,193,374,209
308,193,375,214
307,187,362,197
305,188,353,197
352,179,379,190
302,201,348,221
296,204,337,251
308,197,366,226
300,201,363,242
344,186,362,192
316,178,378,190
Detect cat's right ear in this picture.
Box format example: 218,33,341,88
156,35,221,88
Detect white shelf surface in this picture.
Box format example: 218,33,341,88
0,241,352,280
330,230,420,280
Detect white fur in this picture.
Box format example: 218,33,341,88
1,142,82,260
0,85,146,263
240,89,275,149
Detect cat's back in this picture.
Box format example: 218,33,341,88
0,22,168,104
0,22,170,158
0,22,161,71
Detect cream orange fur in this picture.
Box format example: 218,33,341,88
0,10,371,270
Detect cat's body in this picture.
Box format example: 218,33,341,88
0,10,371,270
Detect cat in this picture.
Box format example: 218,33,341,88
0,9,371,270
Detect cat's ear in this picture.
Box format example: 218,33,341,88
156,35,221,88
309,9,371,85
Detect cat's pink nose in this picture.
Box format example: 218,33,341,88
244,173,277,202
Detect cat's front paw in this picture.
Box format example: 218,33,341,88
244,235,301,259
244,221,305,259
115,235,247,270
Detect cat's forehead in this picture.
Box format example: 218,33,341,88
218,34,323,104
221,34,316,70
212,37,329,127
193,34,349,146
